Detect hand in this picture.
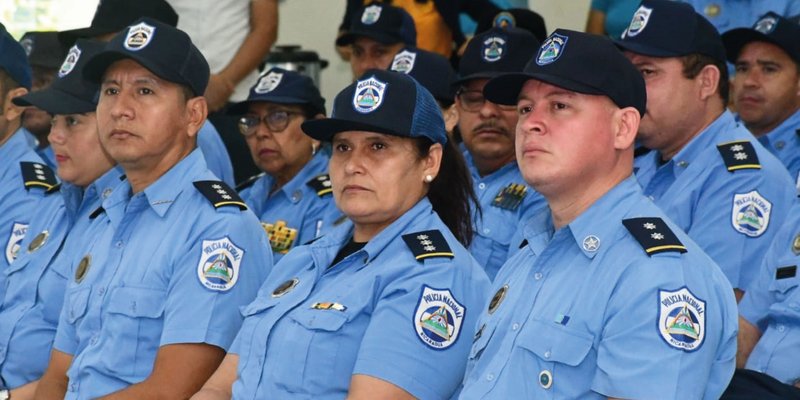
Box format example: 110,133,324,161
205,74,236,113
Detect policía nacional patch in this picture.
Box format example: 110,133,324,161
197,237,244,291
391,50,417,74
755,15,778,34
5,222,28,264
482,34,506,63
254,71,283,94
361,4,382,24
59,45,82,78
352,76,387,114
731,190,771,237
658,287,705,352
124,22,156,51
536,33,568,66
413,285,465,350
625,5,653,38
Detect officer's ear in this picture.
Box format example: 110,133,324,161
184,95,208,139
1,86,28,122
612,106,640,151
696,64,721,102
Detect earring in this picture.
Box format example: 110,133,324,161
311,143,318,156
424,175,434,183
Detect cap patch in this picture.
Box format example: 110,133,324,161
20,37,33,57
124,22,156,51
391,50,417,73
482,35,507,62
352,76,387,113
625,5,653,38
5,222,28,264
658,287,706,352
536,33,568,66
58,45,82,78
361,4,382,25
755,16,778,34
197,237,243,291
731,190,771,237
254,71,283,94
413,285,465,350
493,11,516,29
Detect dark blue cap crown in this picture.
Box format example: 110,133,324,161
336,3,417,47
82,18,209,96
389,46,455,105
616,0,725,62
229,67,326,115
722,12,800,64
302,69,446,145
58,0,178,46
20,31,68,69
455,27,540,86
0,23,32,89
485,29,646,116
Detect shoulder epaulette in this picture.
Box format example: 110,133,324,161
492,183,528,211
193,181,248,210
306,174,333,197
401,230,454,262
235,172,265,192
622,217,687,256
20,161,59,193
716,141,761,172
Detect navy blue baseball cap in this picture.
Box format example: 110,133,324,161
722,12,800,64
302,69,446,145
454,27,540,86
13,39,104,115
0,23,33,89
20,31,68,70
59,0,178,46
336,3,417,47
389,46,455,106
475,9,548,43
83,18,209,96
615,0,725,62
485,29,646,116
228,67,326,115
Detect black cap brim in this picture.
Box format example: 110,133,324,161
484,72,606,106
13,88,96,114
614,39,685,58
721,29,787,63
83,50,192,94
228,97,317,115
452,70,511,88
302,118,405,142
336,30,401,46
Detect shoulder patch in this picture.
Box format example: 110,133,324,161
492,183,528,211
194,181,247,210
197,237,244,291
731,190,772,237
306,174,333,197
20,162,59,193
5,222,28,264
235,172,265,192
622,217,687,256
716,141,761,172
658,287,706,352
413,285,465,350
402,230,454,261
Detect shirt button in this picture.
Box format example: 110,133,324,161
777,324,785,332
534,272,543,280
648,195,655,201
90,336,99,345
544,350,551,359
776,141,786,150
483,228,490,234
69,383,77,391
478,183,486,190
115,241,124,248
512,323,520,331
486,373,495,381
97,287,105,296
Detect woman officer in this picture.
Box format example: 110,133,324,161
231,67,337,261
192,69,491,399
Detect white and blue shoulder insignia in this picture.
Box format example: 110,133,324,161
194,180,247,210
716,140,760,172
402,230,454,261
20,161,59,193
622,217,687,256
306,174,333,197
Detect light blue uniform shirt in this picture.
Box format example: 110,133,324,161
757,109,800,187
52,150,272,399
198,120,235,187
739,202,800,384
239,152,339,262
465,152,547,280
230,198,490,399
681,0,800,33
635,110,795,289
0,128,59,273
0,167,124,389
458,176,738,399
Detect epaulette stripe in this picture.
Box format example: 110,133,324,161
24,181,57,190
646,245,687,254
215,201,248,208
728,164,761,171
317,188,333,196
718,140,747,146
416,252,455,260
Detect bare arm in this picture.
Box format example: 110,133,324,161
205,0,278,111
9,380,38,400
33,350,72,399
737,315,762,369
98,343,225,399
346,374,416,400
585,9,607,35
190,353,239,400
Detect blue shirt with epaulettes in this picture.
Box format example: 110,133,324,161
229,197,490,399
682,0,800,33
635,110,795,290
458,176,738,399
238,152,339,262
739,202,800,385
464,151,547,280
0,166,124,390
756,109,800,189
52,150,272,399
198,120,235,187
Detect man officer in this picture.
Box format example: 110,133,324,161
35,18,271,399
457,29,738,399
617,0,795,299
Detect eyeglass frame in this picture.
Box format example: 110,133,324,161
237,109,304,137
455,87,517,113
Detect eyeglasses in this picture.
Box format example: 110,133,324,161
237,110,300,136
456,88,516,113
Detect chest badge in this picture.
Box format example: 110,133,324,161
272,278,299,298
75,254,91,283
792,233,800,255
28,230,49,253
488,284,508,314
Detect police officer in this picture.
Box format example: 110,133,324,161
0,39,121,399
336,3,417,79
617,0,795,298
722,13,800,184
454,27,547,280
681,0,800,33
34,18,271,399
193,69,490,399
0,24,60,275
458,29,738,399
231,68,338,261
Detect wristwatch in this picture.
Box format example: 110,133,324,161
0,389,9,400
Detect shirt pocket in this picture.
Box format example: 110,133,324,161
65,287,91,325
769,271,800,306
516,318,595,392
103,286,166,377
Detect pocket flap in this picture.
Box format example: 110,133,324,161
66,287,91,324
290,308,348,332
517,319,594,366
106,287,166,318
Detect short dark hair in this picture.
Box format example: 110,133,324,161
413,137,479,246
681,53,729,104
0,69,23,100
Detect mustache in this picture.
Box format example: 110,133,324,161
472,119,510,135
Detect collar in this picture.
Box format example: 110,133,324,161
764,108,800,144
273,152,329,203
664,110,739,177
0,127,35,166
64,165,126,218
463,149,520,183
